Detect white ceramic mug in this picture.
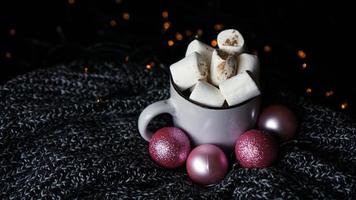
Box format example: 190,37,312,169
138,78,261,151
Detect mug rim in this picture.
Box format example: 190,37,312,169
170,75,260,110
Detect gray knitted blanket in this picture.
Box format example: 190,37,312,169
1,59,356,199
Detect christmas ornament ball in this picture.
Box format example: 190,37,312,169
149,127,191,168
258,104,298,141
186,144,228,185
235,130,278,168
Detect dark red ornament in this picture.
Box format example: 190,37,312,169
235,130,278,168
186,144,228,186
149,127,191,168
258,104,298,141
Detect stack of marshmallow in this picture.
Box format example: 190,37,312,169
170,29,260,107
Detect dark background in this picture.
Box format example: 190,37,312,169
0,0,355,117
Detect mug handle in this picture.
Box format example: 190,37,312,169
138,99,175,141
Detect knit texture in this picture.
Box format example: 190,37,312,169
1,57,356,199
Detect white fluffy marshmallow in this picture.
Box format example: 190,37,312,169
236,53,260,81
189,81,225,107
217,29,245,55
170,52,208,90
210,49,238,86
186,39,214,67
219,71,260,106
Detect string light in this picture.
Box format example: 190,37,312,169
306,87,312,94
301,63,308,69
325,90,334,97
68,0,75,5
145,64,152,70
168,40,174,47
162,11,169,19
297,50,306,59
110,19,117,27
146,62,155,70
341,102,348,110
175,32,183,41
5,52,12,59
122,12,130,21
211,39,217,47
96,97,102,103
163,22,171,30
185,30,192,37
214,24,224,31
263,45,272,53
9,28,16,36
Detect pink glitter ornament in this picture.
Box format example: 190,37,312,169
149,127,191,168
235,130,278,168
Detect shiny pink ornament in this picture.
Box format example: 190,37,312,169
149,127,191,168
186,144,228,186
235,130,278,168
258,104,298,141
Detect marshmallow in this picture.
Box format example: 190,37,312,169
217,29,245,55
210,49,238,86
219,72,260,106
170,52,208,91
186,39,214,67
189,81,225,107
236,53,260,81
